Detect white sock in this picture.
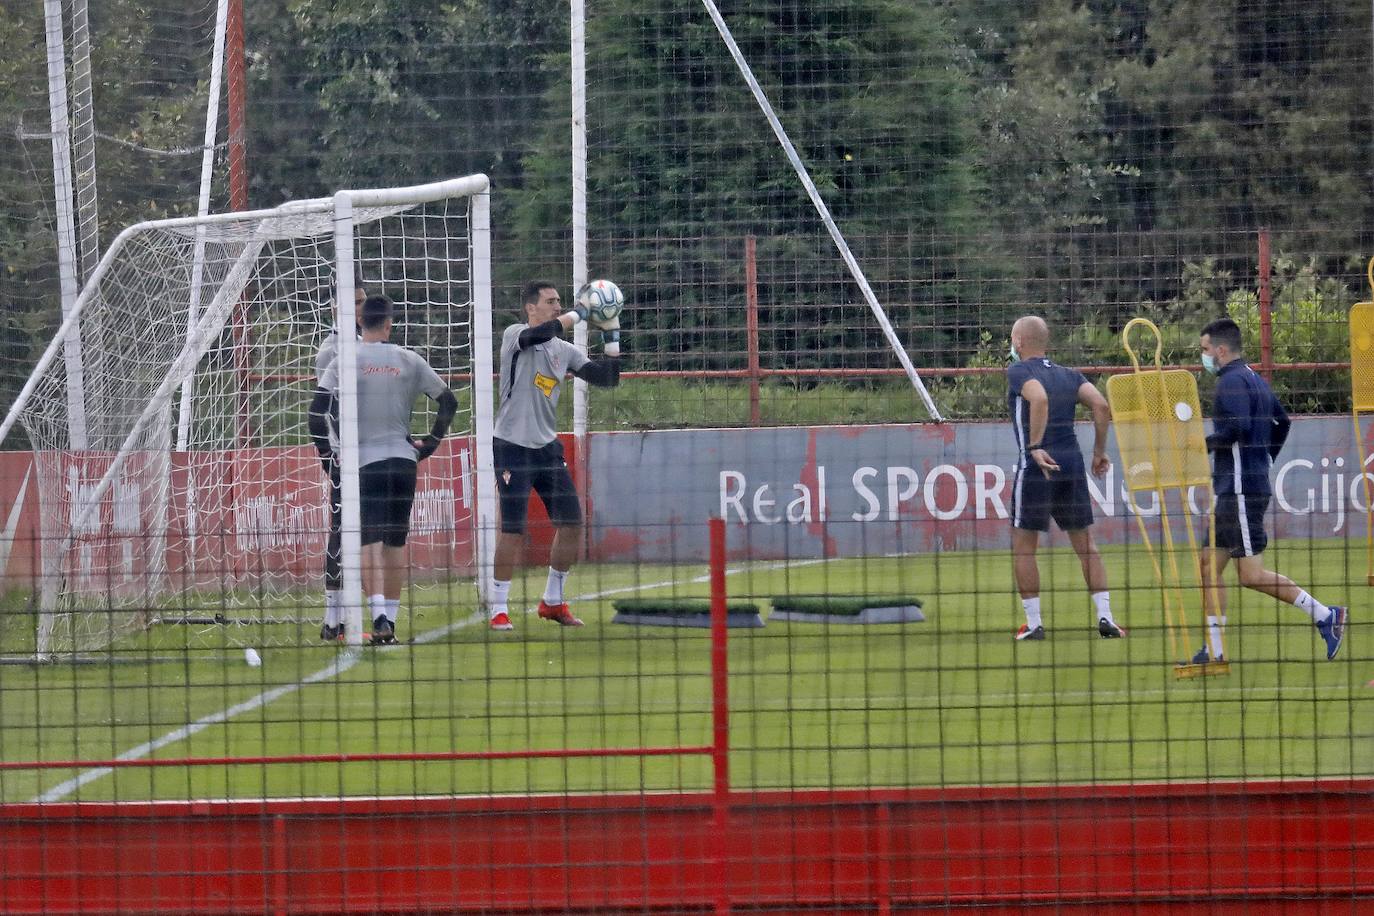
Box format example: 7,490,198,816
543,567,568,605
1293,590,1330,622
369,594,386,623
1207,615,1227,659
324,590,341,627
490,580,511,618
1091,591,1112,624
384,598,399,623
1021,596,1042,630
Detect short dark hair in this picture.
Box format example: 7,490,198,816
1201,317,1243,353
360,294,393,331
522,281,557,307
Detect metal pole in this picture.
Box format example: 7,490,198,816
43,0,89,449
745,236,761,426
226,0,247,212
333,193,364,645
1259,228,1273,381
226,0,252,448
570,0,590,529
176,0,231,451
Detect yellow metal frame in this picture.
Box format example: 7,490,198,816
1349,257,1374,586
1107,318,1223,677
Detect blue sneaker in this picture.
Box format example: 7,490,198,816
1316,606,1346,660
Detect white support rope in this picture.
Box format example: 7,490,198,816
698,0,944,422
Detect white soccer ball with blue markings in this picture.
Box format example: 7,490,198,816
577,279,624,323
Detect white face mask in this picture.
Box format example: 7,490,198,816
1201,352,1218,375
1009,343,1020,362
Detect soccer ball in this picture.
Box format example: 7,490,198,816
577,279,624,323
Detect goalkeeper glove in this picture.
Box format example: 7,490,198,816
413,435,442,461
594,313,621,357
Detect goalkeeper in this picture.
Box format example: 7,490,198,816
309,294,458,644
485,280,621,631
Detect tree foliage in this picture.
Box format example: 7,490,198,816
0,0,1370,414
512,0,989,367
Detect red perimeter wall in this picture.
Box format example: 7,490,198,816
3,780,1372,914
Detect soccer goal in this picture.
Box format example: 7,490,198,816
0,175,495,658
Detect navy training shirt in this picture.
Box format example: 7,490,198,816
1007,357,1090,466
1206,360,1290,497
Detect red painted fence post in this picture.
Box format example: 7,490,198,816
272,814,287,916
709,516,731,914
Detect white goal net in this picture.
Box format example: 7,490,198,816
0,175,495,658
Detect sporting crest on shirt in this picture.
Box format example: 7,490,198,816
533,372,558,397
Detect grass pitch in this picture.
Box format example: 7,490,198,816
1,537,1368,803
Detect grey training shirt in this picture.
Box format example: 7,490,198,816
319,341,447,467
493,323,588,448
314,331,341,384
313,331,359,450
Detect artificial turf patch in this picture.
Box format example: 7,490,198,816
611,598,761,614
770,595,923,615
611,598,764,627
769,594,925,624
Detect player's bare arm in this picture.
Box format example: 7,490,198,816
1078,381,1112,478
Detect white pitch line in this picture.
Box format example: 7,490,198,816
33,651,361,802
32,557,818,802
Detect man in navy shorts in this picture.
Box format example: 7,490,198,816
1195,318,1345,662
1007,315,1122,640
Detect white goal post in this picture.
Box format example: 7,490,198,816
0,175,496,657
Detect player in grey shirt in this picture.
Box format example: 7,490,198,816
309,294,458,643
311,286,364,641
487,280,621,631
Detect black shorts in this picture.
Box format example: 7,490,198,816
493,437,582,535
1209,493,1269,558
1011,459,1094,533
360,457,418,548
